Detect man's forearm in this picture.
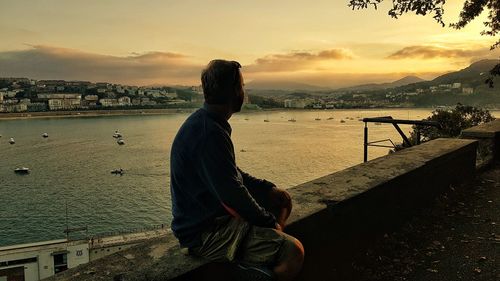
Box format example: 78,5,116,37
237,168,275,190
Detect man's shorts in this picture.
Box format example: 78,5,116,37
189,215,296,267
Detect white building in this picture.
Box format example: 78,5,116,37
116,86,125,94
19,98,31,105
439,84,453,89
84,95,99,102
0,229,168,281
118,96,131,106
0,239,89,281
42,94,81,110
462,87,474,95
325,102,335,109
284,99,306,109
452,83,461,89
3,103,28,112
99,98,118,107
0,91,19,98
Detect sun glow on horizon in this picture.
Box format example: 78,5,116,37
0,0,498,87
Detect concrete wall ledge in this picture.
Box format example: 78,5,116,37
461,119,500,165
461,119,500,139
46,138,478,281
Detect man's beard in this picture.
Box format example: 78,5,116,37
232,94,244,113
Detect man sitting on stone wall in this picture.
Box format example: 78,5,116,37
170,59,304,281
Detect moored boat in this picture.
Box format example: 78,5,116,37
14,167,30,174
113,130,122,138
111,168,124,175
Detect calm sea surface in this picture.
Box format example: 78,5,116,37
1,109,497,246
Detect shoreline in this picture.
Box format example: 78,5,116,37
0,108,198,120
1,107,498,120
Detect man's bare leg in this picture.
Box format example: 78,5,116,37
273,236,304,281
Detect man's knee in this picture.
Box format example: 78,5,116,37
278,236,304,265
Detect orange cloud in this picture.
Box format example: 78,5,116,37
0,45,200,85
387,45,494,60
245,49,354,72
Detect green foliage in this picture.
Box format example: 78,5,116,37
15,91,26,99
175,89,196,101
411,104,495,142
248,95,283,108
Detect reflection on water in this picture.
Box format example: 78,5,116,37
0,109,496,246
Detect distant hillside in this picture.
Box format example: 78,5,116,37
245,80,331,91
431,59,499,86
337,75,426,92
394,59,500,92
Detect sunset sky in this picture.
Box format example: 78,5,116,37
0,0,499,88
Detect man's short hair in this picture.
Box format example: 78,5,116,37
201,60,242,105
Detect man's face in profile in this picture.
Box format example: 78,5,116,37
232,71,245,113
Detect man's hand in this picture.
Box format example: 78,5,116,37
270,186,292,213
275,222,283,232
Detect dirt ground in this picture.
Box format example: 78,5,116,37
349,164,499,281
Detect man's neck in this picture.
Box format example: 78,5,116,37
204,103,233,120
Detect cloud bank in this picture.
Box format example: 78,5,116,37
387,45,498,60
246,49,354,72
0,45,202,85
0,44,496,88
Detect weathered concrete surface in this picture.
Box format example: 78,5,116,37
461,119,500,165
44,138,478,281
461,119,500,139
44,234,206,281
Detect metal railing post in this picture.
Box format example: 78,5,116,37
364,122,368,162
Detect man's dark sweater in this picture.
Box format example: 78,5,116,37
170,105,277,248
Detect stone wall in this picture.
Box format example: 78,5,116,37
46,137,483,281
461,119,500,169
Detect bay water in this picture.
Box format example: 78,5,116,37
1,108,492,246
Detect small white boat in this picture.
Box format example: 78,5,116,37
113,131,122,138
42,133,49,138
9,138,15,144
14,167,30,174
117,139,125,145
111,168,124,175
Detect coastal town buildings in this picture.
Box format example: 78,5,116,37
0,78,205,113
0,76,489,113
